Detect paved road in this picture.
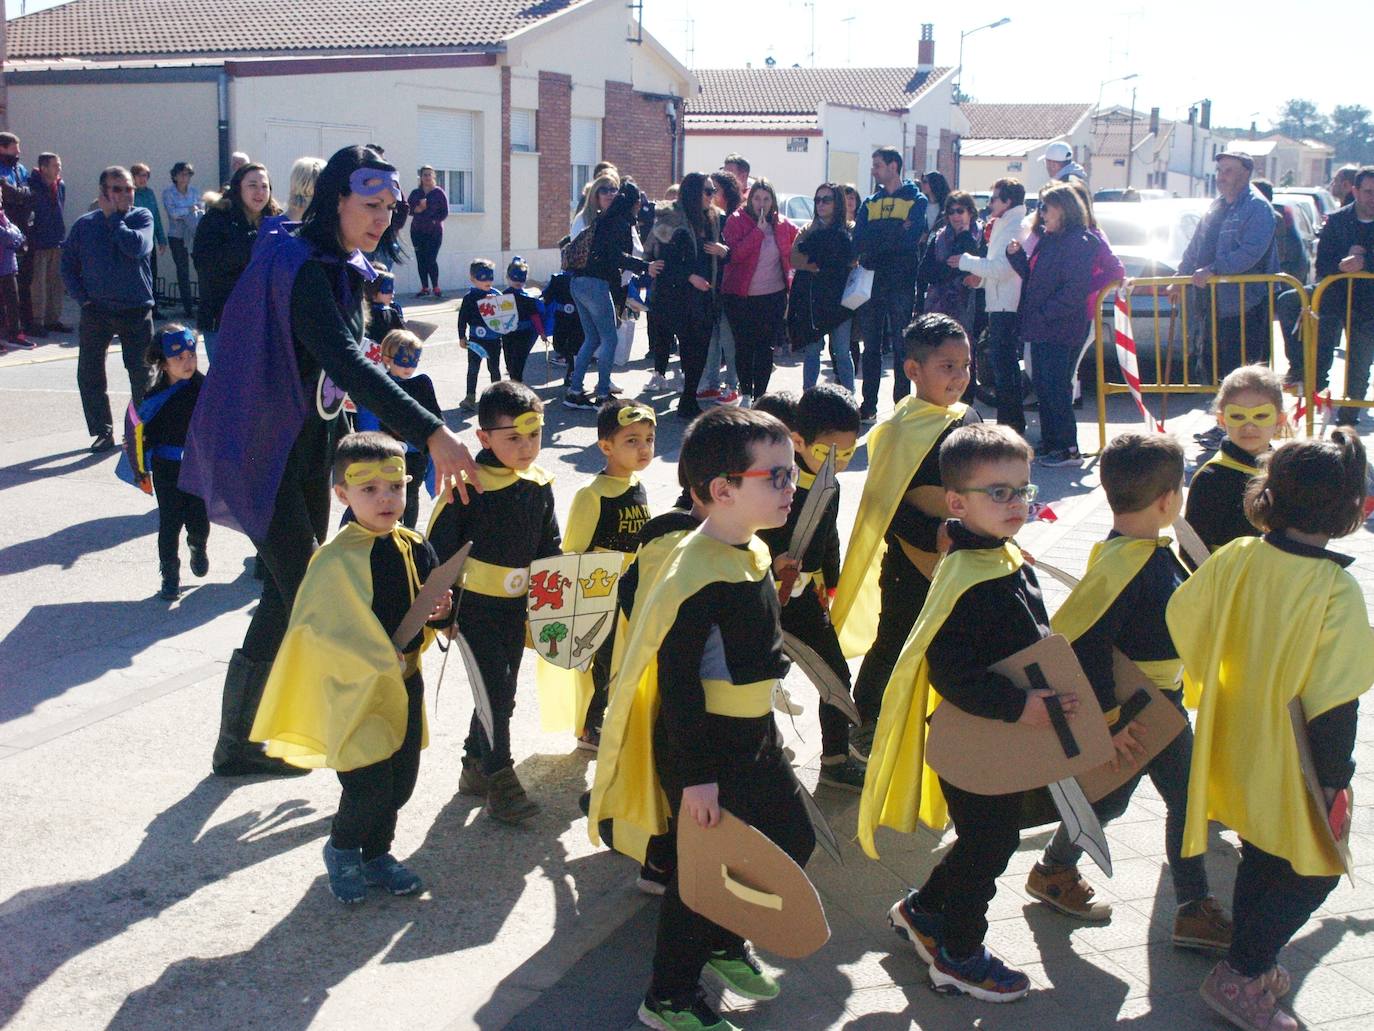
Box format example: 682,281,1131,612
2,299,1372,1030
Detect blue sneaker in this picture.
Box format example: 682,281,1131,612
362,853,423,896
888,896,944,964
322,842,367,905
930,946,1030,1003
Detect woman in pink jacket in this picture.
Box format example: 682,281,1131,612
721,178,799,405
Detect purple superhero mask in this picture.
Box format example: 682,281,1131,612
349,168,402,201
160,327,197,357
392,345,422,369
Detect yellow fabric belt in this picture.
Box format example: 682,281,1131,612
897,540,939,580
1102,660,1183,724
462,557,529,598
702,679,776,719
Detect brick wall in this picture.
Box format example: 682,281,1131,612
602,80,676,200
937,129,955,182
501,67,511,251
537,71,571,249
911,125,929,176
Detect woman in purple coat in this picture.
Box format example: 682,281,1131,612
1008,183,1100,466
407,165,449,298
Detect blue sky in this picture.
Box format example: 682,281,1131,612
6,0,1359,133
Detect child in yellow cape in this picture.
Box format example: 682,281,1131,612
535,399,653,747
830,313,980,743
860,424,1071,1004
1021,432,1231,952
590,407,815,1031
1168,430,1372,1031
251,432,451,905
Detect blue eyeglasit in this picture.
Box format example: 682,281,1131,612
963,483,1038,505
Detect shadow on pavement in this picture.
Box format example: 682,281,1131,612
0,510,157,576
0,447,113,489
0,778,327,1027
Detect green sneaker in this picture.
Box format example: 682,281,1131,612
704,946,779,1001
638,989,740,1031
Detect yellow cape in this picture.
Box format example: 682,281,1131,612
1200,449,1261,477
250,522,432,771
832,397,967,658
857,541,1023,858
1049,535,1199,707
426,460,555,535
589,530,772,856
1167,536,1373,876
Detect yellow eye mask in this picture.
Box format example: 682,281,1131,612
1222,403,1277,428
344,456,407,485
512,410,544,434
618,404,657,426
809,442,857,465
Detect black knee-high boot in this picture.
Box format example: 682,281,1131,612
213,649,309,777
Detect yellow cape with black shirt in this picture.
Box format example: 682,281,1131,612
535,472,641,733
857,541,1023,858
832,396,967,658
1050,534,1200,709
1199,448,1261,477
589,530,773,860
249,521,433,771
1167,536,1374,877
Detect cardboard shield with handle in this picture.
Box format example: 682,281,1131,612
527,552,627,671
678,809,830,959
1289,697,1356,882
1078,650,1188,803
477,293,520,335
926,634,1116,874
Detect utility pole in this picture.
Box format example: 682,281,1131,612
1125,86,1137,187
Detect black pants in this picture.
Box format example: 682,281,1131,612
239,417,336,664
647,310,676,375
465,341,502,397
1215,305,1271,378
456,598,527,775
152,456,209,573
987,311,1024,432
1229,839,1337,977
780,583,852,758
914,778,1025,958
504,329,536,383
583,634,615,733
851,547,931,725
402,450,426,530
413,233,442,290
859,273,917,411
676,319,712,414
650,751,815,999
77,304,153,437
168,238,195,316
723,291,785,400
0,272,20,338
149,248,161,312
332,671,425,860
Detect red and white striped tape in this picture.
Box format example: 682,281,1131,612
1112,290,1164,433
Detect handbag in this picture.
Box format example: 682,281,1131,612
841,266,874,310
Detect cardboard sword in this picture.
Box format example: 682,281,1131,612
781,632,861,726
777,447,837,603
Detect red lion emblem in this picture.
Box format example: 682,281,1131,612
528,570,570,610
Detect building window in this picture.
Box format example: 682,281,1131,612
571,116,600,209
511,109,536,152
418,107,478,212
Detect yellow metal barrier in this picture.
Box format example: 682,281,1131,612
1303,272,1374,435
1093,273,1308,451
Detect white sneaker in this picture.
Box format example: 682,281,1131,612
773,683,804,716
646,372,667,391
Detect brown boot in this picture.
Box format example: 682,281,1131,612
458,758,490,797
1026,862,1113,921
1174,895,1234,952
486,766,540,824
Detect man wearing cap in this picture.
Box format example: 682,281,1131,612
1042,141,1088,184
60,165,155,452
1176,149,1278,378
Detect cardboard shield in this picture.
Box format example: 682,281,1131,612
678,809,829,959
477,293,520,334
1079,650,1188,803
527,552,628,670
1289,698,1355,881
926,634,1114,795
115,401,153,494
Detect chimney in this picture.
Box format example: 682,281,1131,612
1149,107,1160,136
918,24,935,73
1200,99,1212,129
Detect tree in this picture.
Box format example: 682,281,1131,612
1328,104,1374,164
1275,99,1328,142
539,621,569,657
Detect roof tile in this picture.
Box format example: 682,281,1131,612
686,66,951,117
960,102,1094,140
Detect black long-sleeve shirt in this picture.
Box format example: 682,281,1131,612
925,521,1050,723
426,449,561,610
888,412,980,554
757,461,842,586
1072,533,1186,713
653,560,786,787
583,214,648,284
620,508,700,618
289,258,443,448
142,372,204,449
1184,440,1262,562
369,532,440,655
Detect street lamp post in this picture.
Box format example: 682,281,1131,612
1095,72,1138,120
954,17,1011,103
1125,86,1138,187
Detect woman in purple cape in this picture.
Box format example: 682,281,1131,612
182,146,480,776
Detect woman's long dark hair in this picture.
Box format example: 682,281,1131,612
300,145,402,261
677,172,715,240
221,162,283,226
923,170,950,211
710,170,742,216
